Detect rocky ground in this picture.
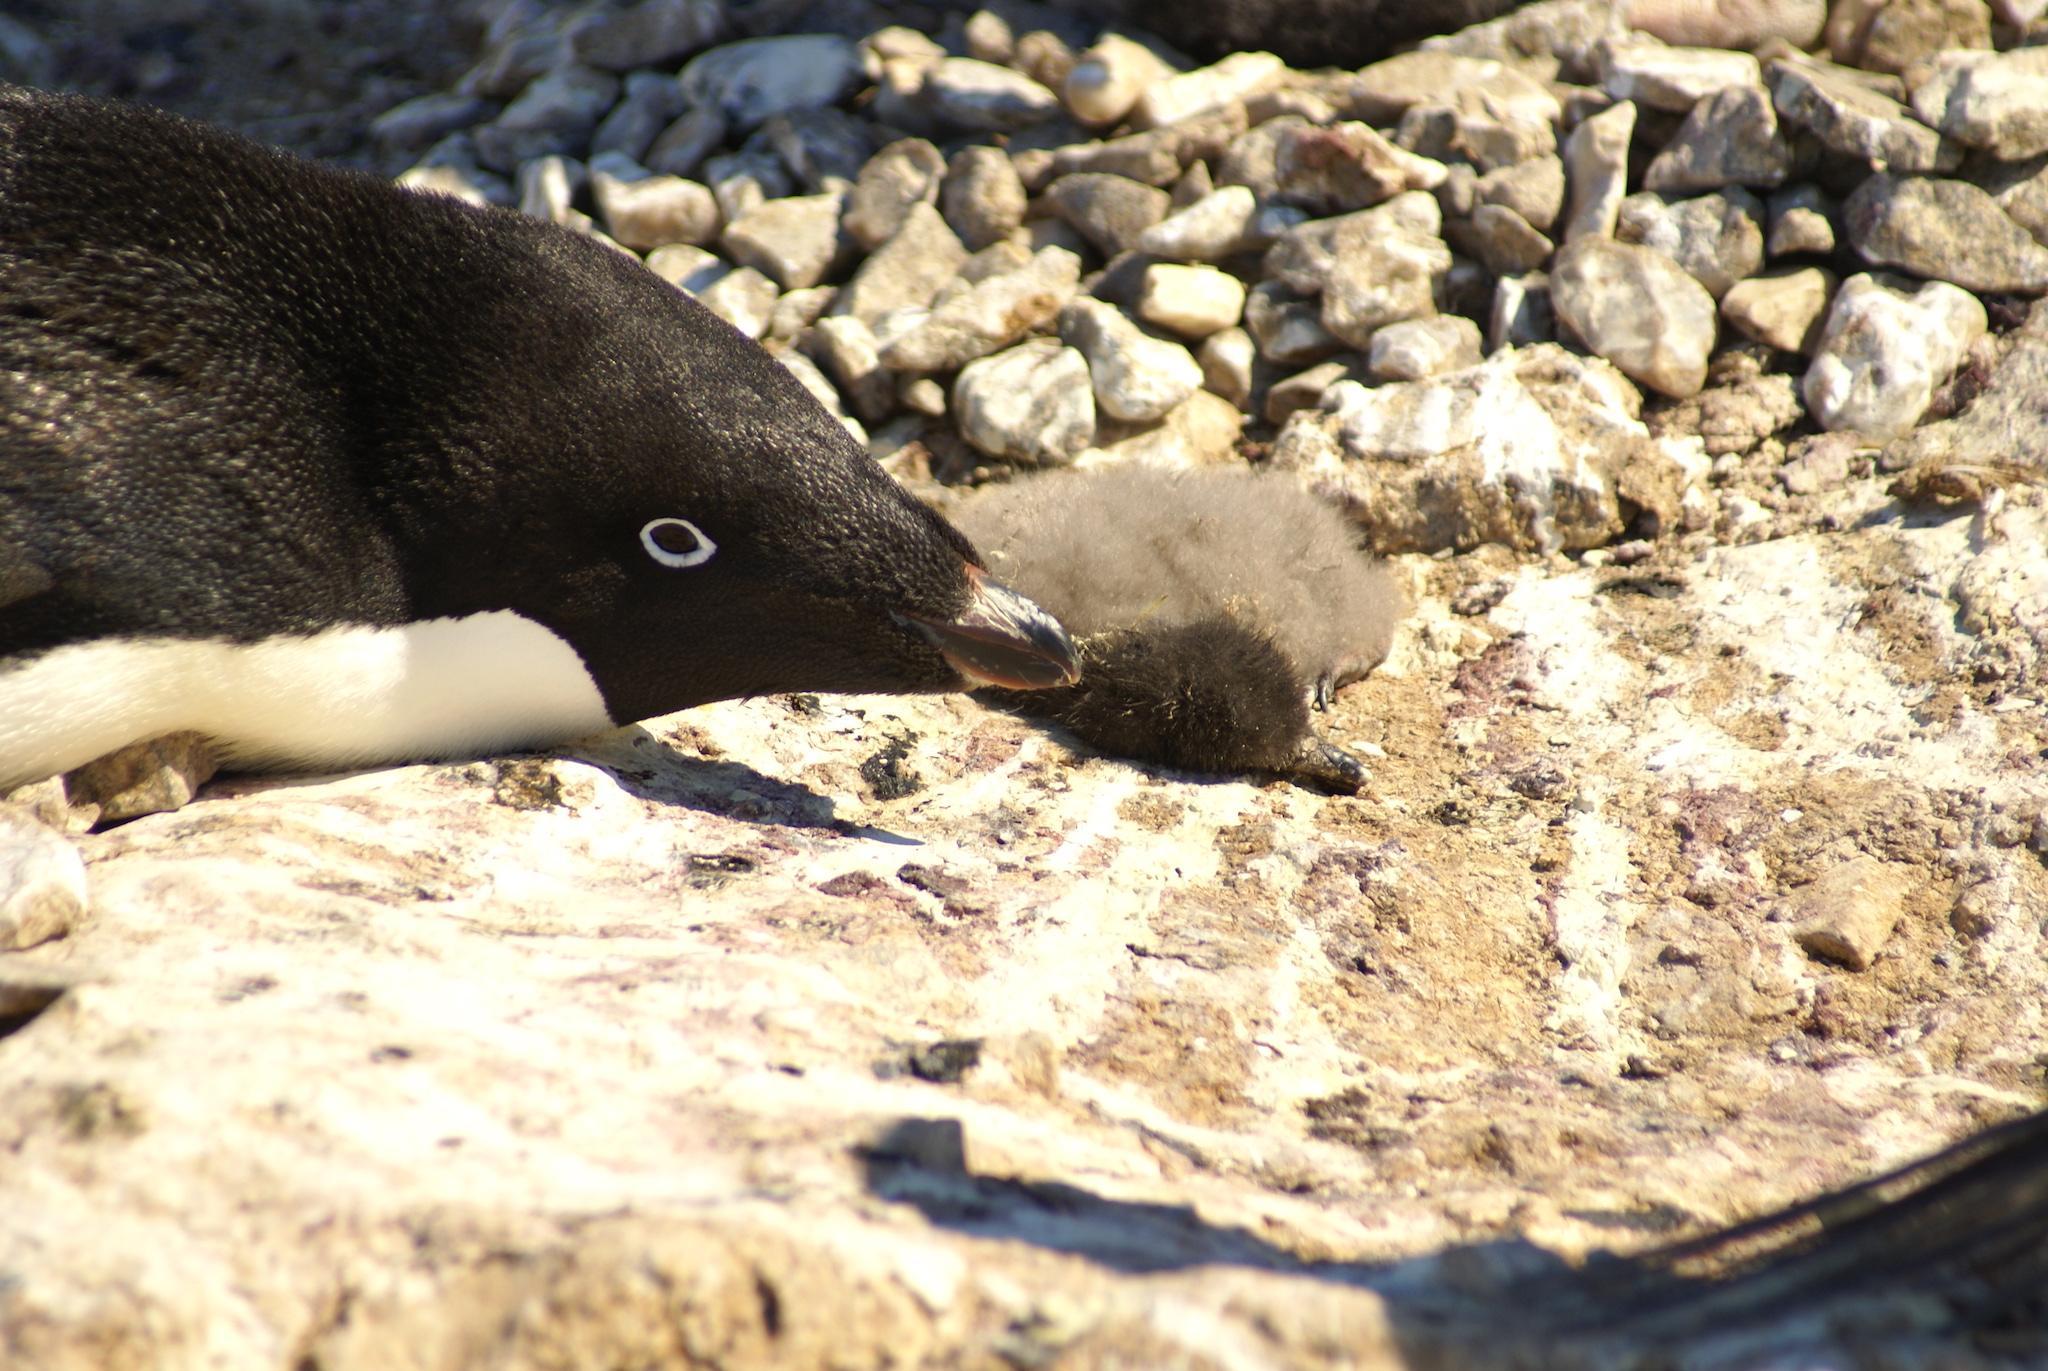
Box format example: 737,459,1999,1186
4,0,2048,1367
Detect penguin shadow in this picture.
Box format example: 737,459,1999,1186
562,726,920,845
857,1109,2048,1358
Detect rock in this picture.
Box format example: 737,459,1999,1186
834,202,968,324
1615,188,1765,299
702,144,793,222
679,34,859,129
1336,51,1516,125
768,285,834,343
1075,388,1244,469
1043,173,1171,259
1803,272,1987,439
643,242,725,292
1562,99,1636,242
1845,174,2048,295
952,338,1095,464
1135,263,1247,339
1910,46,2048,161
1064,33,1177,126
0,807,84,949
1059,297,1204,423
1244,281,1343,364
517,153,581,224
1767,57,1958,175
807,315,896,424
942,145,1027,251
1271,343,1683,553
1131,51,1284,130
1826,0,1992,75
1369,315,1484,382
371,92,496,151
644,104,726,178
1047,106,1247,189
1265,191,1452,349
1197,325,1256,409
1270,121,1447,217
1600,43,1763,113
1263,358,1358,425
590,72,689,164
877,246,1083,373
1985,156,2048,247
763,108,872,192
843,139,947,252
1475,155,1566,235
1137,184,1262,261
1551,237,1717,398
64,732,221,826
1642,85,1793,193
917,57,1061,132
693,264,779,337
590,161,719,250
720,192,848,290
1626,0,1827,48
1766,186,1837,258
1721,267,1838,355
1489,271,1554,350
473,65,618,171
1012,29,1077,94
569,0,723,71
1449,204,1554,278
1780,858,1915,972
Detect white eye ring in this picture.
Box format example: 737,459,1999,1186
639,517,717,569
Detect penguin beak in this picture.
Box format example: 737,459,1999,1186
903,564,1081,690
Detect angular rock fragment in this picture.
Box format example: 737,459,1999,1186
953,339,1095,464
877,246,1082,373
1060,298,1203,423
1721,267,1838,356
1845,174,2048,295
1551,237,1717,398
1803,272,1987,438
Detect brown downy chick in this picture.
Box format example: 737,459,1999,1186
949,465,1403,791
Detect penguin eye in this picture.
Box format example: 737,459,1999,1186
640,517,717,569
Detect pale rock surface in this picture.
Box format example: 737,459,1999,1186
916,57,1060,132
1450,203,1554,277
941,144,1027,251
806,315,895,424
1272,344,1690,553
774,348,866,444
1269,121,1447,216
1803,272,1987,439
877,245,1082,373
692,262,778,337
1781,858,1915,972
1721,266,1838,355
642,241,724,291
1600,43,1762,112
1768,57,1959,174
720,190,847,290
589,159,719,250
1641,85,1792,193
841,137,946,251
1489,270,1554,350
833,200,969,324
1562,99,1636,241
1911,45,2048,160
1626,0,1827,48
951,338,1095,463
0,807,85,949
1072,388,1245,470
1615,188,1764,299
1475,154,1565,234
1132,51,1284,129
1844,174,2048,295
1197,325,1256,408
678,33,859,128
1244,280,1343,364
1135,263,1246,339
1369,315,1484,381
1767,185,1837,257
1043,173,1170,259
1551,237,1718,398
1137,184,1262,260
1059,298,1204,424
1064,33,1177,126
1266,191,1452,349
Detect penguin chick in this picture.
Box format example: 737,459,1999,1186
0,87,1077,790
950,465,1402,790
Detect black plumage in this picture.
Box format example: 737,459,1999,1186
950,465,1403,790
0,85,1076,789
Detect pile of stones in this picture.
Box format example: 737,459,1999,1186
374,0,2048,554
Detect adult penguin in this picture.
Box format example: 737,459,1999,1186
0,86,1077,791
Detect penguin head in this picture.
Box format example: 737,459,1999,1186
404,223,1078,726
